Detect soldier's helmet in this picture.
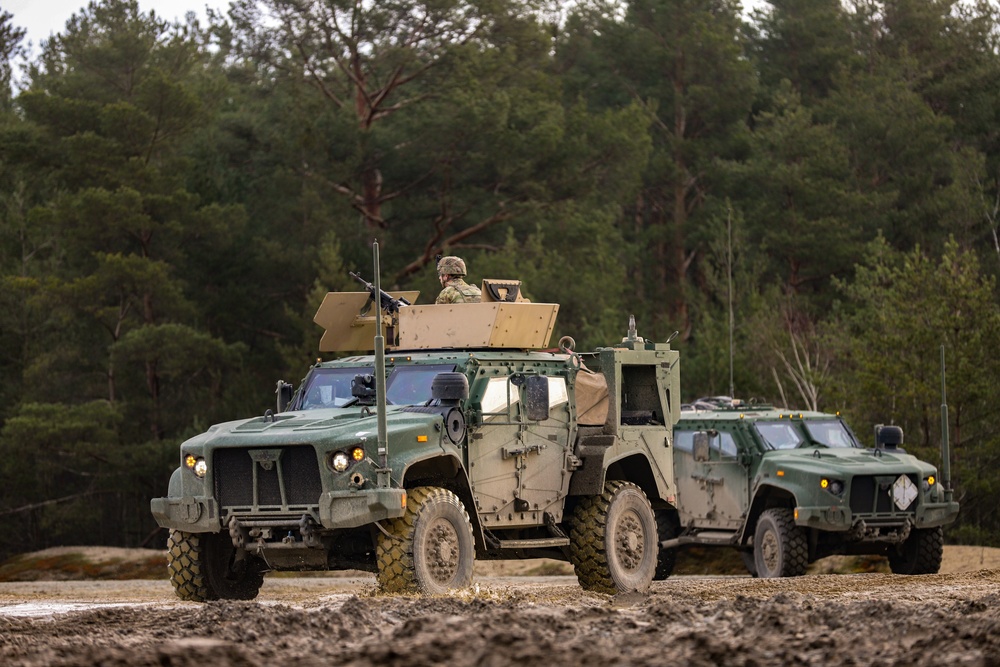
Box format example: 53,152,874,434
437,256,467,277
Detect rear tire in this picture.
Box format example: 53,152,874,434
569,481,658,593
753,508,808,578
376,486,475,594
168,530,265,602
888,527,943,575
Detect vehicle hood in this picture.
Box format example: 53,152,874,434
759,447,937,477
181,407,441,450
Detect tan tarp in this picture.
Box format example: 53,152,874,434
576,367,609,426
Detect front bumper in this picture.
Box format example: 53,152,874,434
795,499,960,534
150,488,408,533
317,489,408,529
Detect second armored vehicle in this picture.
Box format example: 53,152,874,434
660,399,959,578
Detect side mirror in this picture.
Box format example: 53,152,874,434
432,372,470,405
693,432,710,462
875,424,904,450
276,380,294,413
513,374,550,421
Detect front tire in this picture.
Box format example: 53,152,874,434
376,486,475,594
888,527,943,575
753,508,808,578
570,481,658,593
167,530,265,602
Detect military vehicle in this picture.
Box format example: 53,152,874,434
662,397,959,578
151,250,681,600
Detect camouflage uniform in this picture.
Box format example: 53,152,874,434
436,278,482,304
435,255,482,304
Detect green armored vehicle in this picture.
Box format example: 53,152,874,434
661,397,959,578
151,265,681,599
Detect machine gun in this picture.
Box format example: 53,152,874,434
350,272,412,314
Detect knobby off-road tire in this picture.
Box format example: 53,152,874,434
570,481,658,593
753,508,808,578
376,486,475,594
888,527,944,575
741,550,759,577
167,529,265,602
653,509,680,580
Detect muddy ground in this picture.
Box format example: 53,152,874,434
2,554,1000,667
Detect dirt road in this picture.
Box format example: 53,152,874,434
2,569,999,667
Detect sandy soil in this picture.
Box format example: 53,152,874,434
1,547,999,666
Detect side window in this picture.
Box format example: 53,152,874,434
621,365,666,425
674,430,737,457
715,432,738,458
547,376,568,408
480,377,519,418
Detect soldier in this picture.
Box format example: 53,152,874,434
435,256,482,304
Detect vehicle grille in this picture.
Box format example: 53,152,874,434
849,474,918,515
214,445,323,510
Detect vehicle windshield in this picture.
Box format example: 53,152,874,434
803,420,859,448
754,422,803,450
385,364,456,405
297,364,457,410
298,367,373,409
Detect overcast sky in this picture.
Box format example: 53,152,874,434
6,0,223,51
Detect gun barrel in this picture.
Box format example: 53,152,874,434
349,271,409,311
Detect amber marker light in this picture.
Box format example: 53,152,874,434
401,491,408,509
777,470,785,477
417,435,428,442
821,478,830,489
794,508,799,520
928,475,936,486
185,454,197,469
351,447,365,462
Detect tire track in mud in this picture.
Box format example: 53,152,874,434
2,572,1000,666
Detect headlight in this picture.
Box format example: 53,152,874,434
821,478,844,496
331,451,351,472
185,454,207,478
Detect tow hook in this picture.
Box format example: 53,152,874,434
228,516,250,549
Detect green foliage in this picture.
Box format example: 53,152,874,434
3,0,1000,553
722,84,882,296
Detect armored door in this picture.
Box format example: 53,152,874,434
467,374,571,528
673,430,748,529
